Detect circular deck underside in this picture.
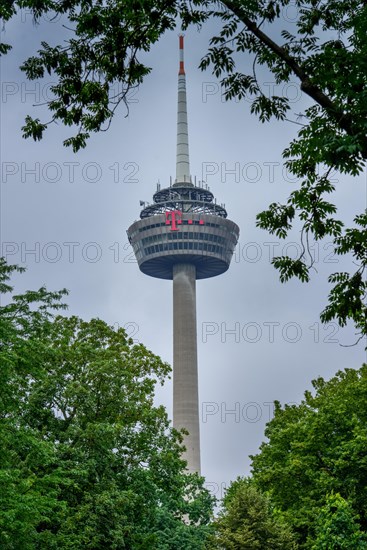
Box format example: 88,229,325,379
139,252,229,280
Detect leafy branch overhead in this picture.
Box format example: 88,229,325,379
12,1,178,152
2,0,366,342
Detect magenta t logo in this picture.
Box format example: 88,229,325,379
165,210,182,231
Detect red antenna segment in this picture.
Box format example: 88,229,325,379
179,34,185,75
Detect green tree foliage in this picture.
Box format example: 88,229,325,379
1,0,179,151
0,258,69,549
0,258,213,548
210,477,298,549
1,1,366,339
312,493,367,549
250,365,367,548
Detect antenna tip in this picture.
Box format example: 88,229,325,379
178,35,185,75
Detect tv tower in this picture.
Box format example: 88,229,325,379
127,35,239,474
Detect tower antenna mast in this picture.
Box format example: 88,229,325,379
176,35,191,184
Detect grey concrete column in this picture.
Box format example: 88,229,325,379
173,263,201,474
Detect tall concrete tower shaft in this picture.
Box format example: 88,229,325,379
173,263,200,473
127,35,239,475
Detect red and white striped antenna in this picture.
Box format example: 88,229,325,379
179,34,185,75
175,34,191,184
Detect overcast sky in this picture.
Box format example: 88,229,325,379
1,6,366,500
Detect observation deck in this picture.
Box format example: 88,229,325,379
127,180,239,280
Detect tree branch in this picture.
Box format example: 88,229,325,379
221,0,367,157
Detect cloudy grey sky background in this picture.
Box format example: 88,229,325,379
1,6,366,499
